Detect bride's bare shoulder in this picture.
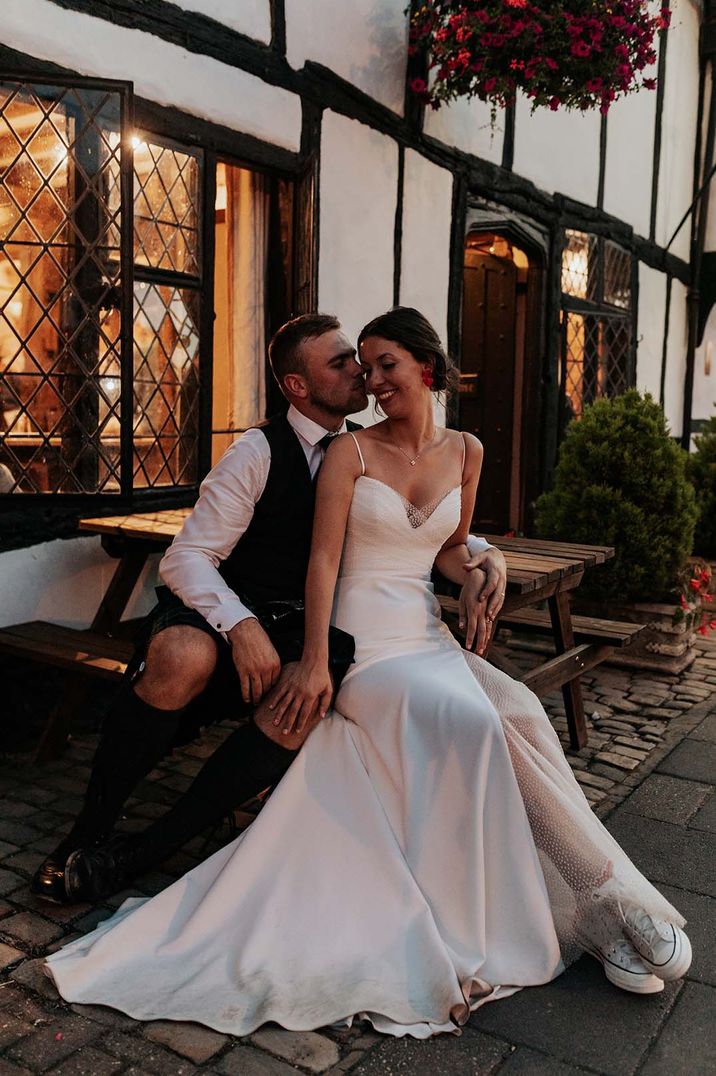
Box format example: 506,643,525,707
456,431,483,472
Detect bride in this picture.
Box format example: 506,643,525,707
46,307,691,1039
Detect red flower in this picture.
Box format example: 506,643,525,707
408,0,668,117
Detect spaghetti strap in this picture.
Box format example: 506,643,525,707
349,432,366,476
459,432,467,480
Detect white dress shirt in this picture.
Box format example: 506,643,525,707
159,404,494,637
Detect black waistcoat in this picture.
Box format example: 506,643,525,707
219,413,360,608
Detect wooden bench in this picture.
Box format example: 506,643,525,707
495,608,645,703
0,621,132,680
0,621,135,760
439,597,645,737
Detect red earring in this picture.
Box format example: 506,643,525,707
422,368,434,388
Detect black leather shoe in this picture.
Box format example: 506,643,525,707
65,835,139,903
31,841,78,904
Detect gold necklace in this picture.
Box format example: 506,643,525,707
390,429,436,467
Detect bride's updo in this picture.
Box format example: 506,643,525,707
357,307,455,392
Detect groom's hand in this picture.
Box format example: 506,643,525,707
228,618,282,704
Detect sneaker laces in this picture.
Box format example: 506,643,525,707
622,906,672,946
604,938,649,971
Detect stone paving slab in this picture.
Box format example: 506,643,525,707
656,739,716,784
347,1027,513,1074
468,957,682,1076
606,812,716,898
498,1047,594,1075
214,1044,300,1074
638,982,716,1076
688,792,716,835
690,713,716,743
655,884,716,988
616,773,712,826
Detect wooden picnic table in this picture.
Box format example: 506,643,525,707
74,510,617,751
3,509,636,760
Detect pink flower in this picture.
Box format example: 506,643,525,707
549,96,561,111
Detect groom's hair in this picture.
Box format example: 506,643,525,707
269,313,341,386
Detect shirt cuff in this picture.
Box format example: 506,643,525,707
206,598,257,639
466,534,493,556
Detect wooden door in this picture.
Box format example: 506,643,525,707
461,246,517,533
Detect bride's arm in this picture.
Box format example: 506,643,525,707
268,434,361,736
434,435,490,651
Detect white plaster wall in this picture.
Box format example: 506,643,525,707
399,150,453,346
636,263,668,398
0,538,158,630
167,0,271,42
285,0,408,115
663,278,689,436
0,0,301,151
604,82,659,238
655,0,701,261
318,111,398,348
512,96,601,205
694,308,716,420
423,98,504,166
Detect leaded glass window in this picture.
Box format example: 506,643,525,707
0,79,202,496
560,229,634,423
0,79,128,493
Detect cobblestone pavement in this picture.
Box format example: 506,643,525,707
0,634,714,1075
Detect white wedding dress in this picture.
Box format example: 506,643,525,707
46,473,685,1038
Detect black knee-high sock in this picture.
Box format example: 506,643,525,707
124,722,295,876
61,685,187,853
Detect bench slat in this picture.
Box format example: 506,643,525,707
0,622,131,680
499,608,644,648
521,644,614,696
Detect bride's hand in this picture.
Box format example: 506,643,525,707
266,660,334,737
458,566,492,654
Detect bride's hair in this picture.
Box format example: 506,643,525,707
357,307,455,392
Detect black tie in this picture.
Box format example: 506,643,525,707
318,433,338,453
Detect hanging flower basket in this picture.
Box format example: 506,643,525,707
409,1,670,116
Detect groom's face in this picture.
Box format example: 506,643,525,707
301,330,368,417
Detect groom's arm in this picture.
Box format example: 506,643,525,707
159,431,282,702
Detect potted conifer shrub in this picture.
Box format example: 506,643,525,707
535,391,703,673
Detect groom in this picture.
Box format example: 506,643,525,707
32,313,507,904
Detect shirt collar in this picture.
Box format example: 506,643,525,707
287,404,347,447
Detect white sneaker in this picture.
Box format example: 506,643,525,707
596,939,665,994
621,907,692,981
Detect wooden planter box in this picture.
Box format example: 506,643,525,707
574,597,700,675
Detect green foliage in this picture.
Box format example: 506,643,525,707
535,391,698,603
687,413,716,557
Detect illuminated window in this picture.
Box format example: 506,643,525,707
560,229,633,423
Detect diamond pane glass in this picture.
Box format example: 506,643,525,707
0,81,125,494
133,140,199,275
562,311,632,421
561,230,597,301
133,282,200,488
604,240,632,309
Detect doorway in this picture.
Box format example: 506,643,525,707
460,230,543,534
